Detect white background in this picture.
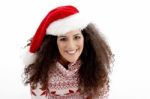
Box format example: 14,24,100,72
0,0,150,99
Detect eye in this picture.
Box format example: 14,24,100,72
59,37,67,41
74,36,81,40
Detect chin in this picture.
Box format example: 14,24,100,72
67,58,79,63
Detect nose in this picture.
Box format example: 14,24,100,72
67,39,76,49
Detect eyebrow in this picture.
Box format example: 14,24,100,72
58,33,81,38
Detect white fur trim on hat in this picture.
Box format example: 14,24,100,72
22,46,37,66
46,13,90,36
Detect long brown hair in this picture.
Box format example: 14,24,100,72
23,23,114,97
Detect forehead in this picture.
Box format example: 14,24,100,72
58,30,82,37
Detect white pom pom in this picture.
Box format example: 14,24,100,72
22,46,37,66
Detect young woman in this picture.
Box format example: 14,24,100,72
23,5,114,99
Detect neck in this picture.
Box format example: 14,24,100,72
58,56,70,69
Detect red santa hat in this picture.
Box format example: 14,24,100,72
23,5,90,66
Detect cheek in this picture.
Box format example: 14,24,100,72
79,39,84,49
57,43,65,53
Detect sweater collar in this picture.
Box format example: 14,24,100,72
56,60,81,76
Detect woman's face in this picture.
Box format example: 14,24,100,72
57,30,84,63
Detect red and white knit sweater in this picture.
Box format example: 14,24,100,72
30,61,108,99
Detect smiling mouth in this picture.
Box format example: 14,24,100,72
66,49,77,55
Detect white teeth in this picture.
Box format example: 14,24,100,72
67,50,76,54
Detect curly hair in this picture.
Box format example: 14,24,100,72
23,23,114,97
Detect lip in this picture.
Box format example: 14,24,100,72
66,49,77,55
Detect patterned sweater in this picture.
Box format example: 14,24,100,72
30,61,108,99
